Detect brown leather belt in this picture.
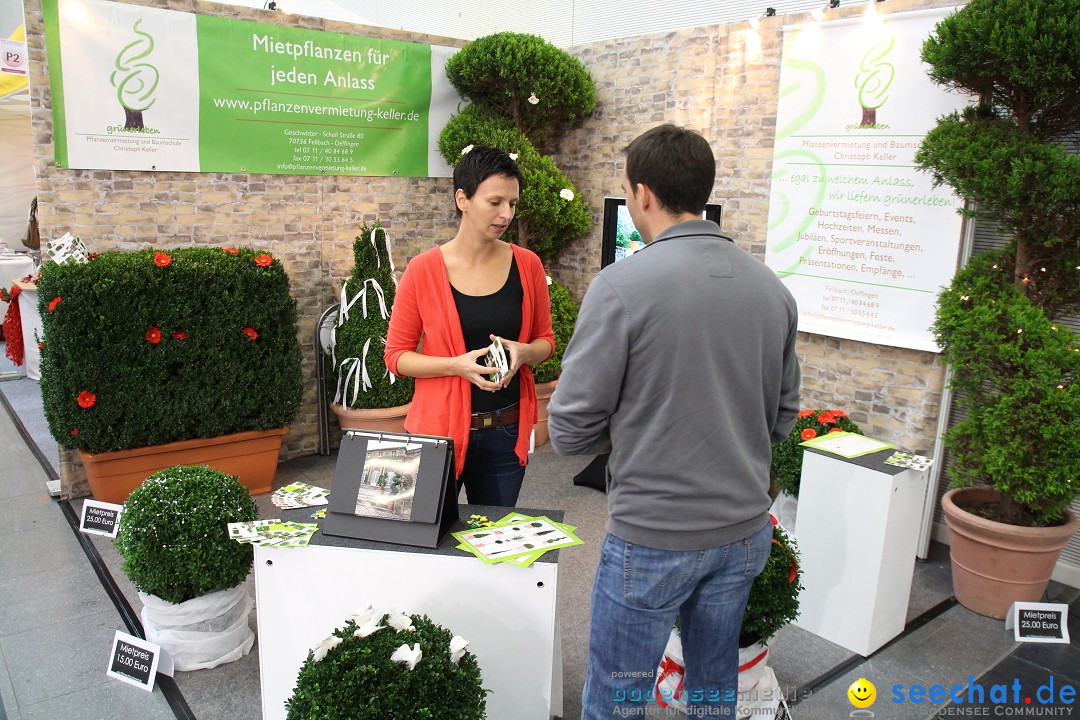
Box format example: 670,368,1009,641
470,403,519,430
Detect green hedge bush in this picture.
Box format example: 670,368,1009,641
741,523,804,647
771,410,863,497
116,465,257,604
331,221,414,409
533,280,578,384
37,248,303,453
286,612,487,720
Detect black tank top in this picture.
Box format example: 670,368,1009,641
450,255,524,413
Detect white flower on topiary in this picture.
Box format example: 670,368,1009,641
390,642,422,670
509,153,518,161
559,188,575,201
449,635,469,665
545,275,553,286
461,144,474,155
348,603,376,626
312,635,342,662
353,617,385,638
386,612,415,632
528,93,539,105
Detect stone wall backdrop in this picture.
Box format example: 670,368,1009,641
24,0,466,497
551,0,959,458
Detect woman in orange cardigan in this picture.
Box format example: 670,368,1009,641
385,146,554,506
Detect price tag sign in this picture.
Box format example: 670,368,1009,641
106,632,161,691
79,500,124,538
1006,602,1071,644
0,39,27,76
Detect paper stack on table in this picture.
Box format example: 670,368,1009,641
271,482,330,509
227,519,319,547
452,513,583,568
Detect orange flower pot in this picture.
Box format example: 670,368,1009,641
532,379,558,448
79,427,289,504
331,403,410,434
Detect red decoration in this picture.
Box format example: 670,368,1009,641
254,254,273,267
831,409,847,418
38,342,43,351
3,285,23,366
71,428,79,436
243,327,258,341
48,296,62,312
817,411,837,424
154,252,172,267
801,428,817,441
796,409,814,419
223,248,239,255
145,327,162,344
77,391,97,409
172,330,188,340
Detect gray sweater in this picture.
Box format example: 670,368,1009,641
548,220,800,550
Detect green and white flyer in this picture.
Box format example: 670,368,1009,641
765,7,971,352
41,0,462,177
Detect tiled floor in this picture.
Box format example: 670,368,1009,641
0,374,1077,719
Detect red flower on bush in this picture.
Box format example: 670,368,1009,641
154,252,172,267
817,411,837,424
172,330,188,340
71,428,79,436
829,428,844,434
801,428,817,441
243,327,258,341
223,248,239,255
831,409,847,418
48,296,62,312
77,391,96,409
38,342,44,351
88,253,101,260
796,409,814,419
145,327,162,344
254,253,273,267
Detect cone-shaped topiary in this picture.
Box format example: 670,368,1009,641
439,33,595,264
116,465,257,605
917,0,1080,526
331,220,414,410
286,610,487,720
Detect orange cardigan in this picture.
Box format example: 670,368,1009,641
385,243,555,477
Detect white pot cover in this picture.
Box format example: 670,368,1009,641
139,578,254,671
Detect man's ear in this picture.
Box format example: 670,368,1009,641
635,183,653,212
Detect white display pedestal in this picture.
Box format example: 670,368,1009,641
15,281,40,380
793,448,928,656
254,505,563,720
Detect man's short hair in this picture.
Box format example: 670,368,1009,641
453,146,525,217
624,124,715,215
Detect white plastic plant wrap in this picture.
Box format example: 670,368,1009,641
654,627,790,718
768,491,798,534
139,579,254,671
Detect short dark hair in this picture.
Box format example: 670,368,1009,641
453,146,524,217
624,124,715,215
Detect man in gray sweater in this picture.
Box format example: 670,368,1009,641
548,124,800,719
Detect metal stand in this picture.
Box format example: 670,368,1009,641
314,303,340,456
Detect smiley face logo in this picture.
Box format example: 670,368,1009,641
848,678,876,708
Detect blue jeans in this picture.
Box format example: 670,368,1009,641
457,422,526,506
581,522,772,719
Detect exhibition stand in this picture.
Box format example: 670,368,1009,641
254,505,564,720
793,447,929,656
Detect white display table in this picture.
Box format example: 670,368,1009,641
254,505,563,720
15,280,40,380
793,447,928,656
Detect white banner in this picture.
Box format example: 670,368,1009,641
765,7,971,352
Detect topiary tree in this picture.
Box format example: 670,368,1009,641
439,33,596,264
917,0,1080,526
740,523,804,647
330,220,414,410
533,279,579,384
116,465,257,604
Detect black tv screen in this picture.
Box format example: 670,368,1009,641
600,197,722,268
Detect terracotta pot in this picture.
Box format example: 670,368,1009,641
533,379,558,448
80,427,289,504
331,402,410,434
942,487,1079,619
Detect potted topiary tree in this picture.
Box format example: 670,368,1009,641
116,465,258,671
328,220,414,432
531,278,579,447
438,32,595,265
916,0,1080,618
38,247,303,503
285,606,487,720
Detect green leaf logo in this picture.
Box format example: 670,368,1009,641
110,19,159,130
854,36,894,127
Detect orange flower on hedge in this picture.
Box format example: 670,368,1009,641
829,428,844,434
243,327,258,341
222,248,239,255
154,252,172,267
797,409,814,419
172,330,187,340
817,411,837,424
38,342,44,351
801,428,817,441
254,253,273,267
831,409,847,418
77,391,96,409
48,296,62,312
145,327,162,344
71,428,79,436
